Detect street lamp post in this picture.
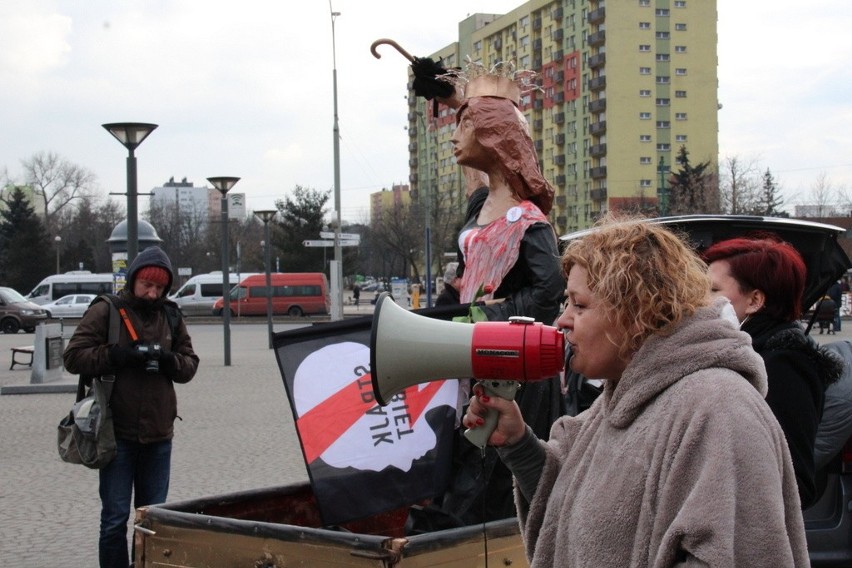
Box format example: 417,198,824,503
254,210,277,349
329,4,344,321
102,122,158,264
54,235,61,274
208,176,240,366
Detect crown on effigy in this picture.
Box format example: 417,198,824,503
440,58,538,107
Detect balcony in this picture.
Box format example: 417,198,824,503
409,172,418,183
553,6,564,19
589,143,607,157
590,166,607,179
588,30,605,46
554,113,565,124
554,91,565,103
590,187,608,201
589,76,607,91
409,157,418,167
533,17,542,30
589,98,607,113
555,133,566,145
590,120,607,135
588,7,605,24
553,49,564,61
555,70,565,82
533,119,544,130
534,98,544,110
408,126,418,137
408,142,418,152
552,28,564,41
556,195,567,207
554,154,566,165
588,53,606,68
534,139,543,152
555,175,567,187
533,38,542,50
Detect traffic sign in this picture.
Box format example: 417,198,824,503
303,239,359,247
319,231,361,241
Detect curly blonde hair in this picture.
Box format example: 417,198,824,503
562,214,710,358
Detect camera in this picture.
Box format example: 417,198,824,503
135,343,163,374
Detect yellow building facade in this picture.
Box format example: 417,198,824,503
408,0,718,234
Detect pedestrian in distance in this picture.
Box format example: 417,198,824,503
64,246,199,568
464,215,809,566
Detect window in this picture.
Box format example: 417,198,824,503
639,0,650,6
640,67,652,75
640,179,652,187
675,23,687,31
675,0,686,6
639,89,652,97
639,22,651,29
520,35,530,47
657,143,671,151
675,112,688,120
656,53,670,61
675,90,687,98
676,134,688,142
640,134,652,142
640,112,652,120
640,157,652,165
656,120,670,128
675,45,687,53
656,31,670,39
656,8,670,16
656,76,670,84
656,98,670,106
639,44,651,52
675,68,687,75
474,40,482,51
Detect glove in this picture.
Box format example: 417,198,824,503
158,351,178,376
411,57,455,100
108,344,147,368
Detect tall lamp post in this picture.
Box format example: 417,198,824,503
102,122,158,264
254,210,277,349
658,156,668,216
208,176,240,366
329,4,344,321
54,235,62,273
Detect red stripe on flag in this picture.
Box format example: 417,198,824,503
297,374,446,464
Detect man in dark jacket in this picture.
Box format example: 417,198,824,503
64,246,199,568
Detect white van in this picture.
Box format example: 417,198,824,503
169,272,258,316
27,271,115,305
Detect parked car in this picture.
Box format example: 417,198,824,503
562,215,852,567
0,286,49,333
41,293,97,319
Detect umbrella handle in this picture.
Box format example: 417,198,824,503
370,38,415,63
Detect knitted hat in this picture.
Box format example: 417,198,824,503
136,266,170,286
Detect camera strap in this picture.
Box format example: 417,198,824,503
118,308,140,342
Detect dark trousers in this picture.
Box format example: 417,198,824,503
99,439,172,568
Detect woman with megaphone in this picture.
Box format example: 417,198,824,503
463,215,808,567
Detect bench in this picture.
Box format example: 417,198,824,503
10,346,34,370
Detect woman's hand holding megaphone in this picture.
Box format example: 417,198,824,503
463,383,528,448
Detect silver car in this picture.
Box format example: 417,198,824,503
42,293,97,319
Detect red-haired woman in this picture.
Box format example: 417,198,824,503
703,235,843,508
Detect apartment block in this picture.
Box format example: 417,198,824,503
407,0,718,234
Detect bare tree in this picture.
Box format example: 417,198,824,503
21,151,97,234
720,156,759,214
369,201,424,282
808,172,840,217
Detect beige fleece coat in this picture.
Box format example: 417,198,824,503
518,300,809,567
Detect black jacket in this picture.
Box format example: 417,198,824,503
744,313,843,508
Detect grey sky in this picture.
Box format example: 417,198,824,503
1,0,850,223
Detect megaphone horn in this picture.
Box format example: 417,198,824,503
369,294,565,446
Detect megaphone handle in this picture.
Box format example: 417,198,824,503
463,380,520,449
